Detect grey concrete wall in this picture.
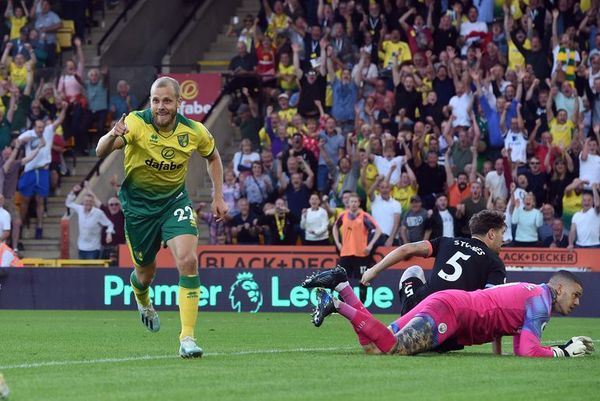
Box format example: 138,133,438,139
166,0,243,72
99,0,201,101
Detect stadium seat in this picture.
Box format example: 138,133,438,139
57,20,75,50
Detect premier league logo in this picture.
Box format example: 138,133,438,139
228,272,263,313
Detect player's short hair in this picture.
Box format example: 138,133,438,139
151,76,181,99
549,270,583,288
468,209,506,236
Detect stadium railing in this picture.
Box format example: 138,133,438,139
22,259,111,267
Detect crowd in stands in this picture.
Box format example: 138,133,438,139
216,0,600,251
0,0,129,260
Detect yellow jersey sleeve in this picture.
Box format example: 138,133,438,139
123,112,144,146
194,121,216,158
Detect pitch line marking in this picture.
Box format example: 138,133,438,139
0,346,356,370
1,340,598,370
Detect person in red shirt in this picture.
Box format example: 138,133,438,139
255,35,277,80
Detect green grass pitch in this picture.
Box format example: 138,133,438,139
0,310,599,401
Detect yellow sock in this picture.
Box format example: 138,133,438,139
130,271,151,307
178,275,200,340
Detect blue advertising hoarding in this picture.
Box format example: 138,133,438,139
1,268,599,317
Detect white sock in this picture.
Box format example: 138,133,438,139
333,297,341,308
334,281,350,293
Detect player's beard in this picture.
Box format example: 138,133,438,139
153,110,176,129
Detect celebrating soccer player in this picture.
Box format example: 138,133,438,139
96,76,228,358
304,268,594,358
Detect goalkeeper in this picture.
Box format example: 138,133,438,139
305,268,595,358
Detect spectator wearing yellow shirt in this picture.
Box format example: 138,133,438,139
276,52,297,92
379,29,412,71
276,93,297,126
391,162,418,212
4,0,28,41
263,0,290,41
358,147,378,211
1,42,36,89
546,84,579,148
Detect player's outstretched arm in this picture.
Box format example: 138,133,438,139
361,241,431,286
96,114,128,158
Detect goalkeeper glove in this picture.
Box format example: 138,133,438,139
551,336,595,357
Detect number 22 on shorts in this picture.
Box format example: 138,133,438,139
174,206,194,222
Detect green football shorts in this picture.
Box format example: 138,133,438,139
124,196,198,267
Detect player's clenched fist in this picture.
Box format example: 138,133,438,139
112,113,129,137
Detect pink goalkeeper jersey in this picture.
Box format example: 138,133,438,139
437,283,555,357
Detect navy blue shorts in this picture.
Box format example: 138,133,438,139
18,169,50,197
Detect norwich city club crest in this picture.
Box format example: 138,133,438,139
177,134,189,147
228,272,263,313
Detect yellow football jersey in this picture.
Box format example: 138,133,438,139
120,109,215,216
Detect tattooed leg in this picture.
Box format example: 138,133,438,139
393,316,436,355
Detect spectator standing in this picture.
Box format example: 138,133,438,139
300,193,329,245
260,198,298,245
538,204,556,244
316,117,344,193
32,0,61,66
548,157,574,217
327,59,359,134
568,186,600,249
511,192,543,247
412,150,446,210
445,145,477,208
1,141,27,252
579,136,600,189
58,38,87,154
100,196,125,260
17,105,66,239
109,80,138,121
241,161,273,215
456,181,486,237
232,138,260,178
485,157,509,203
332,192,381,301
561,178,585,231
4,0,29,41
65,185,114,259
222,169,241,217
400,195,430,244
292,41,327,118
368,175,401,247
428,194,457,239
236,89,262,151
85,67,109,147
280,166,314,222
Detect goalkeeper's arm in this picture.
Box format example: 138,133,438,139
551,337,595,358
517,330,595,358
